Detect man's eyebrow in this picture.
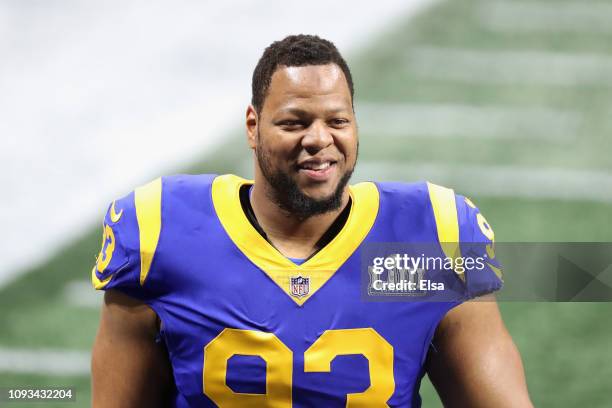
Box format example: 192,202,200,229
278,108,310,117
278,107,351,116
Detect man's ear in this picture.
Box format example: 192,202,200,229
246,105,258,149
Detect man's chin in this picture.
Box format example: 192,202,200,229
260,164,354,218
297,184,342,203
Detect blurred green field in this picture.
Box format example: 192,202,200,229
2,0,612,406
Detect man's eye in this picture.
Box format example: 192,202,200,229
330,118,349,127
279,120,303,129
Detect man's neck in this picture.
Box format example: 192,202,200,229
249,182,351,259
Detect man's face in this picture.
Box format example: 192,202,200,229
249,63,358,218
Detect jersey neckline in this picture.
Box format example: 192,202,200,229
211,174,379,306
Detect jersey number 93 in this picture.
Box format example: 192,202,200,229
203,328,395,407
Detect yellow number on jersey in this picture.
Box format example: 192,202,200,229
304,328,395,406
95,224,116,273
465,197,496,260
203,329,293,407
203,328,395,407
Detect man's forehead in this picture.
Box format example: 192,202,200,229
280,64,343,86
266,64,351,109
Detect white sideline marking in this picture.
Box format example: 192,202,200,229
0,0,444,289
405,47,612,86
480,1,612,34
0,347,90,376
63,280,103,308
354,162,612,204
356,102,580,142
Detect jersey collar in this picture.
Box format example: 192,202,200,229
211,174,379,306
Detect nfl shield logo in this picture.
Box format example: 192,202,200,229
290,276,310,298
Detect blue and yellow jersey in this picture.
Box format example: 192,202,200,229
92,174,502,407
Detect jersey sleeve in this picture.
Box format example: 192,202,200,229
91,191,144,298
456,194,503,299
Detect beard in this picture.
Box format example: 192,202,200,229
256,139,356,220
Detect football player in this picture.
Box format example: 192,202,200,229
91,35,532,407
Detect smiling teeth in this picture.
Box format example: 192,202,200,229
302,162,331,170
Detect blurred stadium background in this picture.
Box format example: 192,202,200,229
1,0,611,406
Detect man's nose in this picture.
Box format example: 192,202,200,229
301,120,333,154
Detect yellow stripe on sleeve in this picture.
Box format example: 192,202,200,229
135,177,163,286
426,182,464,282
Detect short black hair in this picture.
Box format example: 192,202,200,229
251,34,354,114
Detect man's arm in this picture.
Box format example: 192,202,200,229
426,295,533,407
92,289,174,407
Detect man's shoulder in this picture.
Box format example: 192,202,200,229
371,180,458,209
368,180,484,237
161,173,218,192
372,180,430,197
370,180,476,208
114,174,219,204
91,173,222,293
131,173,219,208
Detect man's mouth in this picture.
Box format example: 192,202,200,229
300,161,332,170
297,160,337,181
